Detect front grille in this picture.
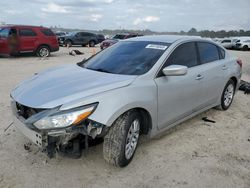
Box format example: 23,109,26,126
16,102,44,119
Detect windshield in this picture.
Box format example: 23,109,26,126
82,41,169,75
68,32,77,36
112,34,126,39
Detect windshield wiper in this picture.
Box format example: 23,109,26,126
86,67,111,73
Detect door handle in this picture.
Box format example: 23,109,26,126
222,65,228,70
196,74,204,80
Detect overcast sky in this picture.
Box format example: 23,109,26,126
0,0,249,31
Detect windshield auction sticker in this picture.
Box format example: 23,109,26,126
145,44,168,50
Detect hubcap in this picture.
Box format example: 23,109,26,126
125,119,140,160
40,48,49,57
224,84,234,107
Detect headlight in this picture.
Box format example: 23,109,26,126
33,103,98,130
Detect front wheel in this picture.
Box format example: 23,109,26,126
65,40,72,47
36,46,50,57
217,79,235,110
103,111,141,167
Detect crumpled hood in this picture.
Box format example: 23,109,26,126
11,64,136,109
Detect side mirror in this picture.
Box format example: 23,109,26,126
162,65,188,76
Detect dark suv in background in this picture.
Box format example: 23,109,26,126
0,25,59,57
100,33,143,50
58,32,99,47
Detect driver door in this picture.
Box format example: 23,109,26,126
155,42,205,129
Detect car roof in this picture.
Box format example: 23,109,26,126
0,24,48,29
126,35,201,43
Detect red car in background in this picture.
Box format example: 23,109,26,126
100,33,143,50
0,25,59,57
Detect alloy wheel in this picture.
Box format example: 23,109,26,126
125,119,140,160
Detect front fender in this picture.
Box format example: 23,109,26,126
60,79,158,130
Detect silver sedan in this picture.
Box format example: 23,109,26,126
10,35,242,167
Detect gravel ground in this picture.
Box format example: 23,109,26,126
0,47,249,188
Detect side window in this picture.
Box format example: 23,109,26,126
83,33,95,37
166,42,198,68
75,32,81,37
40,29,54,36
19,29,37,37
222,40,231,43
80,32,87,37
197,42,220,64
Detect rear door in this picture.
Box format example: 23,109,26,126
73,32,83,45
0,28,10,54
155,42,204,129
196,42,229,106
18,28,38,52
80,32,94,45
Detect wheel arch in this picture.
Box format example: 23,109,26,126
36,44,51,52
107,107,153,135
230,76,238,89
64,39,73,44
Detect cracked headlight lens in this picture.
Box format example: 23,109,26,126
34,103,97,130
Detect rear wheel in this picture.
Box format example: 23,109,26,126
36,45,50,57
103,110,141,167
243,45,248,51
217,79,235,110
89,40,95,47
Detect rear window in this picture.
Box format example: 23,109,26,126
19,28,37,36
197,42,220,64
41,29,55,36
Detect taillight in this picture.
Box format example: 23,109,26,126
237,59,243,68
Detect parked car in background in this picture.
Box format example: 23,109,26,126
0,25,59,57
96,34,105,43
220,39,235,49
55,31,68,37
11,35,241,167
100,33,143,50
58,31,98,47
213,38,223,43
235,39,250,50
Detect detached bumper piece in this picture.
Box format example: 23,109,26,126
13,115,44,147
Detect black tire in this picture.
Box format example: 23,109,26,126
217,79,235,110
36,45,50,57
103,110,141,167
243,45,248,51
65,40,72,47
89,40,95,47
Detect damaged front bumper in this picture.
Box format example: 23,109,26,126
11,100,107,158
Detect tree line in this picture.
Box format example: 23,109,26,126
100,28,250,38
50,26,250,38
